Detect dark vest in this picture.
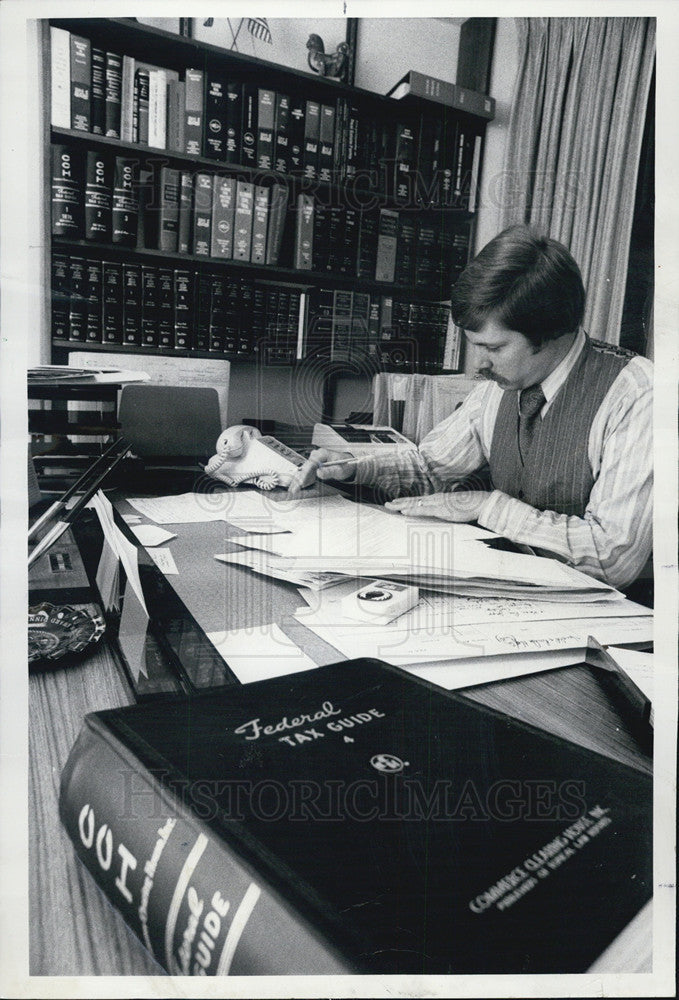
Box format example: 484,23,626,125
489,337,634,517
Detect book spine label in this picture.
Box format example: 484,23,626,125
123,263,142,345
51,253,71,340
157,167,180,252
192,173,213,256
148,69,168,149
204,74,227,161
59,723,352,975
105,52,122,138
375,209,399,283
69,34,91,132
250,186,269,264
51,144,84,238
90,48,106,135
185,68,204,156
233,181,254,261
84,150,112,242
135,69,150,145
157,268,175,348
241,84,258,166
85,260,103,343
294,194,314,270
174,269,193,350
120,56,135,142
102,262,123,343
303,101,320,180
50,27,71,129
273,93,291,174
177,171,193,253
318,103,336,184
67,257,87,341
210,176,236,258
141,265,159,348
111,157,139,246
256,89,275,170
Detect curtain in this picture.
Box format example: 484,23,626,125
499,18,655,345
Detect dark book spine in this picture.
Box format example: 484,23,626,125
241,84,258,167
330,289,353,360
341,207,359,275
343,103,361,184
51,144,84,238
210,176,236,258
84,259,103,343
156,167,180,253
84,150,112,242
273,93,291,174
135,69,150,145
141,265,159,348
192,173,213,256
233,181,254,262
67,257,87,342
51,254,71,340
204,74,228,161
238,279,255,354
102,262,123,344
157,268,175,349
264,184,287,266
414,217,437,290
306,286,333,359
375,208,399,283
318,103,336,184
104,52,122,138
288,98,305,174
263,286,279,361
193,272,212,352
312,203,330,274
178,171,193,253
393,121,415,205
302,101,320,180
122,263,142,345
111,157,139,246
356,210,378,280
209,275,226,352
59,721,353,976
251,186,269,264
256,89,275,170
184,68,204,156
251,283,266,355
69,34,91,132
90,48,106,135
326,207,344,274
349,291,371,358
174,269,193,350
395,214,416,287
294,194,314,270
220,81,240,165
223,277,240,353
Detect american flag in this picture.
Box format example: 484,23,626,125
246,17,272,43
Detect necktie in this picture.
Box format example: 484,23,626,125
518,384,545,464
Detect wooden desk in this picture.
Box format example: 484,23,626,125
29,499,653,976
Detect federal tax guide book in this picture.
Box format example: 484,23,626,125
59,658,652,976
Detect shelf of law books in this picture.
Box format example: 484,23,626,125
47,18,493,374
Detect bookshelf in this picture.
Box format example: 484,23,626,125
45,16,493,389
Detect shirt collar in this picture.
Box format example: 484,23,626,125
539,328,586,407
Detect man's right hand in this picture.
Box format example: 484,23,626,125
287,449,356,493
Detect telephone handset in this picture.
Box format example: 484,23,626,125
204,425,305,490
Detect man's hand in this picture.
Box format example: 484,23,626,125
385,491,492,522
287,448,356,494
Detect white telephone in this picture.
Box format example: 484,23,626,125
204,425,305,490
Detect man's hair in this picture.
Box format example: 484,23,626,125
450,225,586,345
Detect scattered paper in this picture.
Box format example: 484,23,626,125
127,492,231,524
131,524,178,547
215,550,346,590
89,491,147,613
206,623,317,684
402,649,592,691
148,547,179,575
122,514,142,524
607,646,654,705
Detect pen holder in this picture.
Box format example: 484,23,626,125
341,580,419,624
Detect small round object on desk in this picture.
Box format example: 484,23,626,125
28,602,106,667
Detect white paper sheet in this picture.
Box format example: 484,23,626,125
215,550,346,590
127,492,231,524
147,547,179,575
402,649,593,691
607,646,654,704
89,491,147,613
131,524,178,547
206,623,318,684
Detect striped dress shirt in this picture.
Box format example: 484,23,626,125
352,331,653,588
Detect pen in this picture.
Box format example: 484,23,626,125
28,436,128,541
28,443,132,568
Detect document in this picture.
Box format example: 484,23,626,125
128,491,289,532
215,550,346,590
206,623,317,684
131,524,177,547
89,491,147,613
147,547,179,575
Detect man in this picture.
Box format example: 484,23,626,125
290,226,653,594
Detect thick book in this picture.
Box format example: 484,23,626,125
184,68,204,156
273,92,291,174
84,259,103,343
67,256,87,342
393,120,416,204
51,144,84,238
250,186,269,264
387,68,495,120
69,34,91,132
224,81,241,164
294,193,314,270
90,48,106,135
264,183,288,265
134,68,150,145
256,88,275,170
174,269,193,350
233,181,254,261
203,73,228,161
166,79,185,153
84,150,113,242
50,26,71,129
148,69,168,149
241,83,258,167
102,261,123,344
210,175,236,258
122,263,142,345
153,166,180,253
50,253,70,340
193,272,212,352
120,55,136,142
111,157,139,246
157,268,175,349
288,97,305,174
374,207,399,283
192,173,213,256
302,100,321,180
141,265,159,348
104,51,122,138
177,171,193,253
60,658,652,976
318,103,336,183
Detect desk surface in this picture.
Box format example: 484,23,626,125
28,493,653,977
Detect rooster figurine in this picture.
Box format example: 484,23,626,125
306,34,350,81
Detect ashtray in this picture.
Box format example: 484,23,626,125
28,602,106,665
